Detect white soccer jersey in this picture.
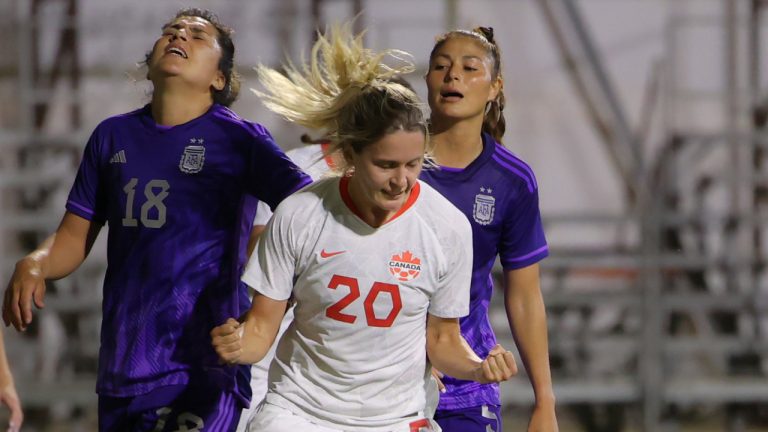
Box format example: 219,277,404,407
241,176,472,431
253,144,332,225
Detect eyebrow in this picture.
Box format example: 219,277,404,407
434,53,484,62
166,23,212,36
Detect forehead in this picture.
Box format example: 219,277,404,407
365,130,425,159
432,36,490,60
165,15,218,34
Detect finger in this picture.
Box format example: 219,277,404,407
213,336,242,353
431,368,446,392
19,280,37,327
485,355,505,382
502,351,518,376
33,281,46,309
211,321,239,337
2,286,11,327
9,405,22,432
488,344,505,356
481,358,495,383
488,352,513,380
9,284,24,331
218,347,243,363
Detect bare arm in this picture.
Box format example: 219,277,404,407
504,264,558,430
3,212,101,331
0,328,22,431
426,314,517,383
211,292,287,365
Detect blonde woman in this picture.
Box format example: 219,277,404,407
211,25,517,432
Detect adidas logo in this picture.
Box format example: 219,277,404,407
109,150,126,164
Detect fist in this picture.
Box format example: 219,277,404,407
210,318,244,365
474,344,517,384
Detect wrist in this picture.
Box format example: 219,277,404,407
19,253,47,278
0,372,13,388
534,391,556,409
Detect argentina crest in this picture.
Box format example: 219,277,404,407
473,187,495,225
179,138,206,173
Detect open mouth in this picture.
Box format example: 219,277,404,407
440,90,464,101
165,46,188,59
383,189,406,199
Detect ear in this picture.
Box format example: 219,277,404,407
342,147,355,167
487,76,502,103
212,71,226,92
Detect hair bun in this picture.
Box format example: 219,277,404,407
475,26,495,44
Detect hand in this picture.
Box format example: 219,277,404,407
211,318,244,365
473,344,517,384
528,403,558,432
0,381,22,432
430,367,446,393
3,257,47,331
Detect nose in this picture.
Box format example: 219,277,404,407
443,64,460,83
391,167,408,191
170,27,188,42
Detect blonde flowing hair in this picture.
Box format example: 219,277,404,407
252,23,428,173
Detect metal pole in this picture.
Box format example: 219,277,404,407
560,0,643,190
445,0,458,30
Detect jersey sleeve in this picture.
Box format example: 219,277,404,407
241,202,297,301
428,215,472,318
66,126,107,224
245,127,312,210
499,181,549,270
252,201,274,226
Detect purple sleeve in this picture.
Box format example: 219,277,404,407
499,181,548,270
66,128,107,224
246,128,312,211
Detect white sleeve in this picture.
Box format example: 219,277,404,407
427,218,473,318
242,205,295,301
252,200,274,226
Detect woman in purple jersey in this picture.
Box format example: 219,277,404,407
420,27,559,431
2,8,309,432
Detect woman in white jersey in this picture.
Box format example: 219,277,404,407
211,25,517,432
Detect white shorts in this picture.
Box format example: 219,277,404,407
248,401,440,432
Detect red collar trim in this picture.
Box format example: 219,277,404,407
339,176,421,226
320,142,336,170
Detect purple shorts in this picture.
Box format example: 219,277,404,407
98,382,241,432
434,404,502,432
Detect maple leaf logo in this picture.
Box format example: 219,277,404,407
388,250,422,282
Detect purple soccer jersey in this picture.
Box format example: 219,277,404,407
66,104,311,406
420,132,548,410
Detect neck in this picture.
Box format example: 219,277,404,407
429,115,485,168
150,82,214,126
346,177,397,228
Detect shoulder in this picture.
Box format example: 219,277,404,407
208,105,275,142
93,106,146,132
415,181,471,236
286,145,321,164
487,138,539,194
272,177,335,218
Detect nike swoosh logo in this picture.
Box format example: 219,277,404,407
320,249,346,258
